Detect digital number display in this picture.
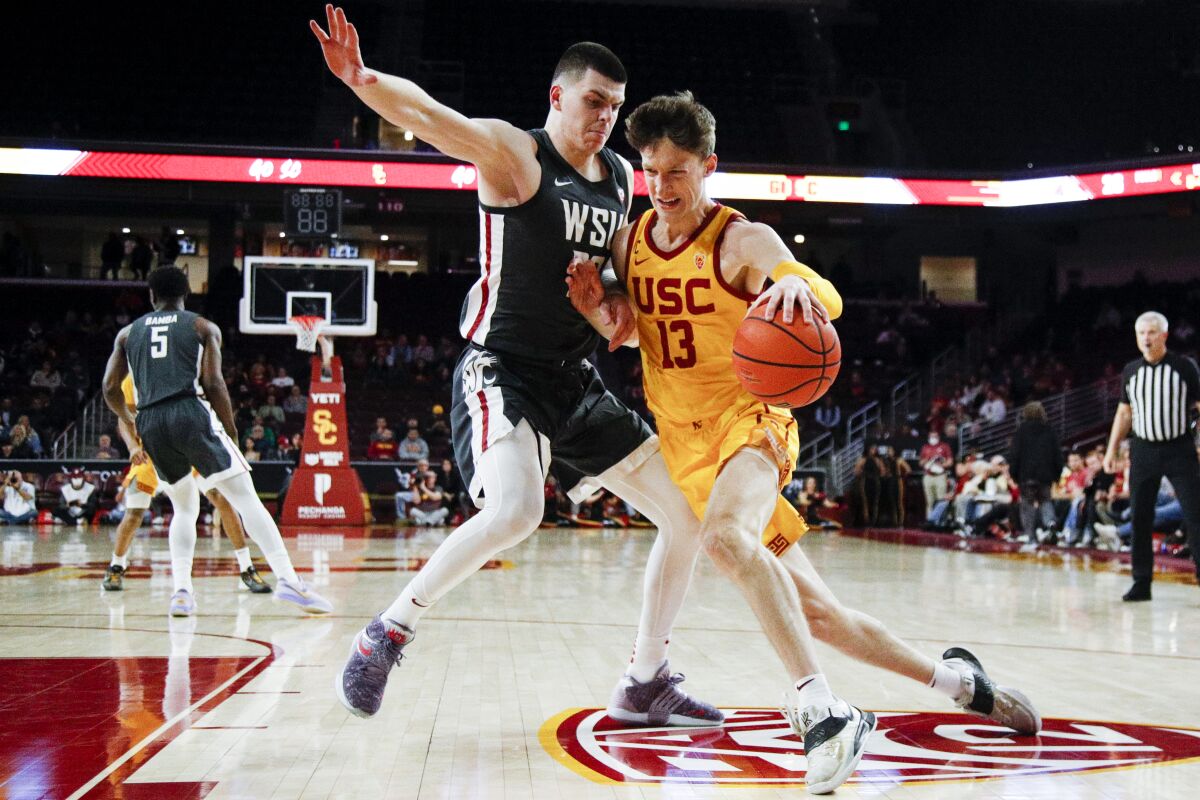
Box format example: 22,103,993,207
284,188,342,237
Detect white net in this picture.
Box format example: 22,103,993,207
289,316,327,352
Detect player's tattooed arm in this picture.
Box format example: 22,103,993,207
311,5,538,205
102,326,136,428
197,319,238,440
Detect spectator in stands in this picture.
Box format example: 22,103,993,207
248,421,276,457
283,385,308,415
956,456,1014,536
154,225,181,267
797,476,841,529
436,335,460,368
276,435,298,464
851,445,886,527
875,443,910,527
1052,450,1090,533
6,417,41,458
100,232,125,280
370,417,394,443
63,362,90,402
52,468,97,526
426,404,451,443
0,470,37,525
85,433,118,460
0,397,15,430
393,333,413,366
977,389,1008,426
235,396,257,436
1095,477,1179,551
270,367,295,391
409,471,449,526
258,393,286,428
243,437,262,463
1009,401,1063,543
247,360,271,397
29,360,62,391
399,427,430,463
129,237,152,280
436,457,469,522
413,334,436,364
919,430,954,521
368,428,399,460
814,395,842,434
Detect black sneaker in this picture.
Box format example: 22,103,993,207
943,647,1041,735
240,565,272,594
102,564,125,591
1122,581,1151,602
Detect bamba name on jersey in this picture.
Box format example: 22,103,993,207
143,314,179,325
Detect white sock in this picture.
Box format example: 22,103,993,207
171,558,194,594
796,674,837,711
234,547,252,572
111,553,128,569
162,475,200,595
386,581,432,630
214,472,299,584
627,635,669,682
929,661,969,702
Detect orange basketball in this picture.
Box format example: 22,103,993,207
732,306,841,408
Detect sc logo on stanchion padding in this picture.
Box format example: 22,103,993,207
312,410,338,444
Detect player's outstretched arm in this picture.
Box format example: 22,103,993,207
197,319,237,440
725,221,842,324
311,5,534,189
102,327,136,427
565,227,638,350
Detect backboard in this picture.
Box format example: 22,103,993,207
239,256,377,336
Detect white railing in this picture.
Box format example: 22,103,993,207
831,438,865,494
51,391,116,459
956,374,1123,458
796,430,834,470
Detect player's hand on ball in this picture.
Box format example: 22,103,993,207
601,293,635,351
565,258,605,313
310,5,379,87
748,275,825,326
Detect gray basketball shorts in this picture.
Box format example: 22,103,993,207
450,345,658,507
136,396,249,486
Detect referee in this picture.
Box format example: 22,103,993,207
1103,311,1200,601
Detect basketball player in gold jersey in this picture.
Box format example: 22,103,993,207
568,92,1039,793
104,376,273,601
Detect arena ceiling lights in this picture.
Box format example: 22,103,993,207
2,146,1198,208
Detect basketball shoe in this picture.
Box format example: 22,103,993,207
169,589,195,617
240,565,272,594
275,578,333,614
607,662,724,727
102,564,124,591
336,614,413,718
942,647,1041,734
784,697,876,795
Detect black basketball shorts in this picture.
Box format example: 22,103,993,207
137,396,250,486
450,345,657,507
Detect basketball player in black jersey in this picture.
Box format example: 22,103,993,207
313,5,719,727
102,266,333,616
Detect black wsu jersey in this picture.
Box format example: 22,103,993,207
459,128,630,364
125,309,202,409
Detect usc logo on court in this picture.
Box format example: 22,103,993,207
312,410,339,445
541,709,1200,787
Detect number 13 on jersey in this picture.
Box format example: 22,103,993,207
656,319,696,369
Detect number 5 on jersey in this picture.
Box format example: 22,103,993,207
150,325,169,359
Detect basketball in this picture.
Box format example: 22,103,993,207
732,306,841,408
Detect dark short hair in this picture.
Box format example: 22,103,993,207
148,266,190,301
552,42,627,85
625,91,716,158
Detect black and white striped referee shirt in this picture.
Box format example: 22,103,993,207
1120,351,1200,442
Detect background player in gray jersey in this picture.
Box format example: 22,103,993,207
313,5,718,728
103,266,332,617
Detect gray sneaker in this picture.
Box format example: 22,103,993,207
335,614,413,718
606,662,724,727
943,647,1041,735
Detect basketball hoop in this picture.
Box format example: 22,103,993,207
288,315,327,352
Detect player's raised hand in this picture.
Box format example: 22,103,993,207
748,274,824,326
310,4,378,87
565,257,605,313
600,294,635,351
